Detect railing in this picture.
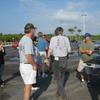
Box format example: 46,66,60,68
4,42,12,47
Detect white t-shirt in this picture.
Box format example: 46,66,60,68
49,35,71,57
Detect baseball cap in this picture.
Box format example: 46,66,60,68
24,23,37,30
84,33,91,38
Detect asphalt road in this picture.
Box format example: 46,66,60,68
0,46,100,100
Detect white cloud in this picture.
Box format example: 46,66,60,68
18,0,100,34
53,10,81,22
65,1,93,11
52,1,100,34
53,1,93,22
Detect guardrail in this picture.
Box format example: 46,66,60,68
4,42,12,47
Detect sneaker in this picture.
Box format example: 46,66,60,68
0,80,5,88
0,84,5,88
81,79,85,82
80,79,86,87
42,73,48,78
31,87,39,91
87,80,91,84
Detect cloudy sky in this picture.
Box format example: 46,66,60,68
0,0,100,34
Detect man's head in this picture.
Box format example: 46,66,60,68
32,36,38,46
24,23,37,37
84,33,91,42
38,32,43,37
55,27,64,36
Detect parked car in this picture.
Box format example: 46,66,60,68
93,41,100,54
12,41,19,49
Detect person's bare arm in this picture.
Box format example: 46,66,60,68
47,48,52,58
79,48,93,56
79,48,86,54
46,48,52,67
26,54,37,70
85,50,93,55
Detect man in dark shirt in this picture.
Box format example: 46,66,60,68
0,40,6,87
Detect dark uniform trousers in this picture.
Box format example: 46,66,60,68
52,56,68,97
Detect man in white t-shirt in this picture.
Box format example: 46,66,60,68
19,23,37,100
48,27,71,100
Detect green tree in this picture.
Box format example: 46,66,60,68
68,28,75,40
77,29,82,40
77,29,82,33
68,28,75,34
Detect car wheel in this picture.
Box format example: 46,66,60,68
99,46,100,49
98,46,100,54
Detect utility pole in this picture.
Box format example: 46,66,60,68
81,14,87,35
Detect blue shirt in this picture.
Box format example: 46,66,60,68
37,37,47,52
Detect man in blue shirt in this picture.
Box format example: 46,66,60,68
37,32,48,78
37,32,47,52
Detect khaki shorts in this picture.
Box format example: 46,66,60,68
19,63,36,85
39,51,46,63
77,59,95,72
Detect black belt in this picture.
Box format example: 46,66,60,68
21,63,30,64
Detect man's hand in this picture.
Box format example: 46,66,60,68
85,50,93,56
32,64,37,70
44,58,50,67
79,48,93,56
26,54,37,70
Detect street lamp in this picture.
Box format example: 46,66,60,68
81,14,87,35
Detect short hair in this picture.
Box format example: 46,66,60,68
32,36,38,42
55,27,64,35
38,32,43,37
24,23,36,33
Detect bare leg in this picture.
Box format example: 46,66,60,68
23,84,32,100
42,63,45,74
80,72,84,82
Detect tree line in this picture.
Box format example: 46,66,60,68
0,33,53,42
0,33,23,42
67,26,100,41
0,31,100,42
